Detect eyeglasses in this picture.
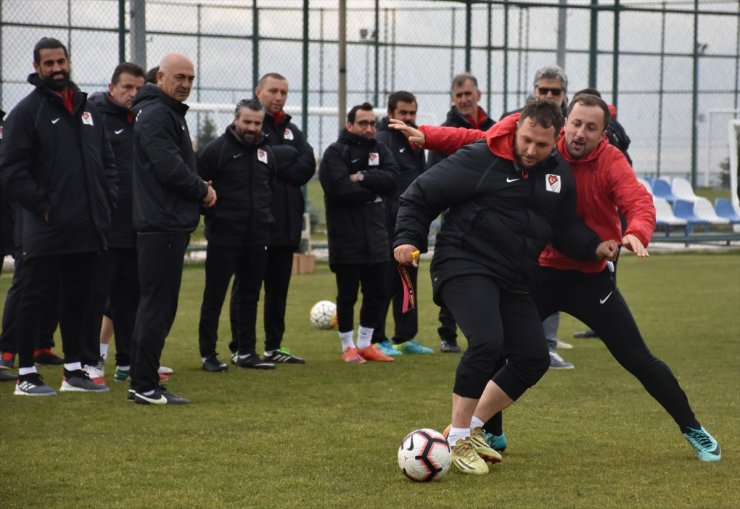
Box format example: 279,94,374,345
355,120,377,128
537,87,563,97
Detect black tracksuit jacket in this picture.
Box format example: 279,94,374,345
0,74,117,257
260,111,315,248
131,84,207,233
319,130,399,265
395,140,601,299
197,125,276,247
88,92,136,248
427,106,496,169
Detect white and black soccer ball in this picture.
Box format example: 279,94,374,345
310,300,337,330
397,428,451,482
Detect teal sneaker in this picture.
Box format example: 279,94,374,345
683,427,721,462
393,340,433,355
377,340,402,357
113,366,130,382
482,430,508,452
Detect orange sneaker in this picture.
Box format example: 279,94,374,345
342,347,366,364
357,344,394,362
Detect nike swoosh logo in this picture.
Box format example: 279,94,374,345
51,118,60,124
399,148,406,153
137,393,167,404
232,153,243,159
406,434,415,451
114,129,124,134
599,291,613,305
506,177,520,183
351,158,360,163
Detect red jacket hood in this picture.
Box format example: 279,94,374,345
485,112,519,161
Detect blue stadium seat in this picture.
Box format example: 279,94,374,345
672,199,708,235
714,198,740,224
652,179,677,203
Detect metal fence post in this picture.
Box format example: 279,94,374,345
130,0,146,69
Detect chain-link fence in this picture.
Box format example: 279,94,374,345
1,0,738,186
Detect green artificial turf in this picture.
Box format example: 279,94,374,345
0,252,738,509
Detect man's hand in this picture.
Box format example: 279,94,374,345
595,239,620,261
202,180,217,208
388,119,426,147
622,233,649,257
394,244,420,267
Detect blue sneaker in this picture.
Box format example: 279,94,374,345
683,427,721,462
393,339,433,355
482,430,507,452
377,340,402,357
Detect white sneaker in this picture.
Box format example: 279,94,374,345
83,364,105,384
158,365,174,375
556,339,574,350
549,350,574,369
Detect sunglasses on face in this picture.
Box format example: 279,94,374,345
537,87,563,97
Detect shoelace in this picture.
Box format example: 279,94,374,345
686,429,713,448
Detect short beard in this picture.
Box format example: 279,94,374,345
42,72,70,91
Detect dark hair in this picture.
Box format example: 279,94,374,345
567,93,611,130
145,66,159,84
33,37,68,64
387,91,416,112
347,102,374,123
573,87,601,99
111,62,145,85
451,72,479,91
257,72,288,88
519,97,565,134
234,98,265,118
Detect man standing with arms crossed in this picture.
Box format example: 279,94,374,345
130,53,216,405
230,73,314,366
427,73,497,354
0,37,117,396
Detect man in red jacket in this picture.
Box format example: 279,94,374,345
390,93,721,463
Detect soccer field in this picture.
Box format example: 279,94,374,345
0,252,738,509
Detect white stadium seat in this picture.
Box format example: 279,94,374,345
671,177,700,203
692,197,729,225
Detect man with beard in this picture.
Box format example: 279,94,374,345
0,37,117,396
319,103,399,363
394,98,616,474
427,73,497,354
372,91,433,357
130,53,216,405
393,93,721,463
197,99,277,372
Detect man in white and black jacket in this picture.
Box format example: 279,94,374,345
130,53,216,405
197,99,277,372
319,103,399,364
0,37,117,396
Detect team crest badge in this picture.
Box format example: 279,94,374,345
283,128,294,140
81,111,94,126
545,174,561,193
368,152,379,166
257,149,268,164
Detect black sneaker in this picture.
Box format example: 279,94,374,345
60,369,111,393
573,329,599,339
233,353,275,370
264,348,305,364
202,354,228,372
440,340,462,353
127,388,135,401
14,372,56,396
134,385,190,405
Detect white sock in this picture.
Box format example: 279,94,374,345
100,343,109,360
356,326,374,349
470,416,485,429
64,362,82,372
339,330,355,352
117,365,130,371
447,426,470,446
18,366,38,376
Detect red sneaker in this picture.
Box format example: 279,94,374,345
34,348,64,365
357,344,394,362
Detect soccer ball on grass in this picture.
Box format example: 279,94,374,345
310,300,337,330
397,428,451,482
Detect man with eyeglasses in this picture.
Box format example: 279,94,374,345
501,65,569,119
318,103,399,364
